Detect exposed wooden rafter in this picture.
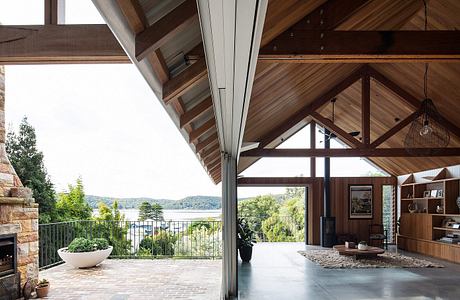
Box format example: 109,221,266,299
117,0,170,83
311,112,363,148
196,132,218,153
259,31,460,63
180,96,213,129
241,148,460,158
135,0,198,61
370,111,420,148
189,119,215,144
163,58,208,104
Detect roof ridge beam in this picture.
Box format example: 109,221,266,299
135,0,198,61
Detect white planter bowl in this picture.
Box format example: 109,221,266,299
58,246,113,268
358,244,368,250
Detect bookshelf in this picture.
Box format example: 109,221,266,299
398,173,460,263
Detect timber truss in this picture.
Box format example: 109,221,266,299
241,65,460,158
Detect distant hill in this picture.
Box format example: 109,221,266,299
85,195,222,210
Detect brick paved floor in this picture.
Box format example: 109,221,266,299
40,259,221,300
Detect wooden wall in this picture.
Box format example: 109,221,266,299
309,176,397,244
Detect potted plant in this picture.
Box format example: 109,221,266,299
358,241,368,250
237,218,256,262
58,237,113,268
35,279,50,298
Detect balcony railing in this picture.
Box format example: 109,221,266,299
39,220,222,269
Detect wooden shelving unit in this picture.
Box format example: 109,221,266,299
398,172,460,263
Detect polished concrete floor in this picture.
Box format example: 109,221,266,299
238,243,460,300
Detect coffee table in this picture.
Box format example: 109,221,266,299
333,245,384,259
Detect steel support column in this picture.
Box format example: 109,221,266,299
221,153,238,299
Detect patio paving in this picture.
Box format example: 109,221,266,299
39,259,221,300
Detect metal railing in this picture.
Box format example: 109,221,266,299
39,220,222,270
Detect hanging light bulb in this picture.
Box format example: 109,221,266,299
419,118,432,136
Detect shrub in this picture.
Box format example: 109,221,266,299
67,237,110,252
139,231,176,256
92,238,110,250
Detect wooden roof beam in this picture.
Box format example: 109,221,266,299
189,119,215,144
0,25,128,64
203,150,221,165
259,31,460,63
258,65,365,148
117,0,170,83
368,66,460,140
163,58,208,104
310,112,363,148
370,111,420,148
180,96,213,129
241,148,460,158
135,0,198,61
196,132,218,153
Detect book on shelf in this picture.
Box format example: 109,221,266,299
439,237,460,244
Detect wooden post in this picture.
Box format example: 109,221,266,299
45,0,65,25
362,73,371,146
310,121,316,177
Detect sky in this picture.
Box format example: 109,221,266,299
0,0,383,200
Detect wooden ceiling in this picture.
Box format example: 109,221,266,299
238,0,460,181
113,0,460,183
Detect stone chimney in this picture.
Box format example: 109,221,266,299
0,66,39,298
0,66,23,196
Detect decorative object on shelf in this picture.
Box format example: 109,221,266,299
423,191,430,198
442,218,454,228
436,190,444,197
403,1,450,155
436,205,444,214
408,202,418,213
422,208,427,213
456,196,460,211
349,185,373,219
406,193,412,199
453,224,460,229
430,190,438,198
345,241,356,249
357,241,368,251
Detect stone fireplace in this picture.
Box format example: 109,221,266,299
0,66,39,299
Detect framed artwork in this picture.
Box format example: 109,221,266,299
437,190,444,197
423,191,430,198
431,190,438,198
349,185,373,219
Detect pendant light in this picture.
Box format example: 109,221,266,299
404,0,450,155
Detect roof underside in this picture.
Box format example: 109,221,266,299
106,0,460,183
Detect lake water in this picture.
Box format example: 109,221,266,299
93,209,222,221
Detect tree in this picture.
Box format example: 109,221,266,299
6,117,56,223
138,201,152,221
151,203,164,221
56,177,92,221
238,195,279,239
93,201,131,255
